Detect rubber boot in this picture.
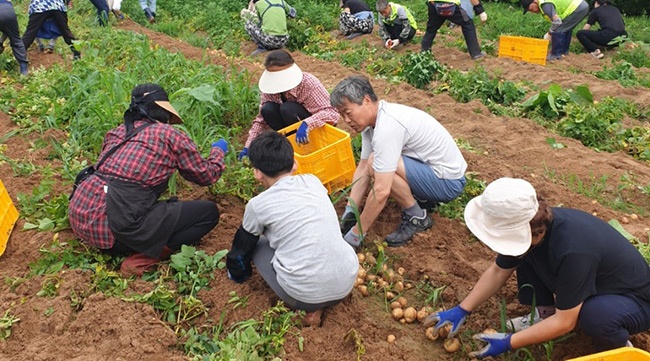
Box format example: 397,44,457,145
19,62,28,76
144,7,155,23
71,46,81,60
547,32,565,61
562,31,572,55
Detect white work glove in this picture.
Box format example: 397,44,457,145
389,38,400,49
479,11,488,22
384,39,392,48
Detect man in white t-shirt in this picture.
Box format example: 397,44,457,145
330,75,467,247
226,130,358,327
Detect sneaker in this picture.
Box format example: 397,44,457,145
385,211,434,247
38,43,45,52
415,197,440,213
471,51,486,60
250,47,267,56
19,62,28,76
72,51,81,60
590,49,604,59
507,310,542,332
346,32,364,40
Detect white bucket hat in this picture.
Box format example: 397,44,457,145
464,178,539,256
258,63,303,94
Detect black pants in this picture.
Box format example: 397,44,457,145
576,28,627,53
384,23,416,43
0,2,28,64
107,200,220,256
515,261,556,307
22,11,78,53
88,0,110,26
421,2,481,57
261,101,312,131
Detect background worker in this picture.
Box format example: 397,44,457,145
241,0,296,56
421,0,488,59
227,131,358,327
331,75,467,248
425,178,650,358
376,0,417,50
238,49,338,160
576,0,626,59
339,0,374,40
521,0,589,61
22,0,81,60
0,0,29,75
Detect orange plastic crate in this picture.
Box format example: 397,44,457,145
498,35,549,66
568,347,650,361
279,123,356,193
0,179,19,257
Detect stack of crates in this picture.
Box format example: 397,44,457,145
279,123,356,193
0,179,18,257
568,347,650,361
498,35,549,66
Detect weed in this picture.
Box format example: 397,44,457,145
0,310,20,340
169,245,227,296
36,275,61,297
227,291,250,310
344,328,366,361
438,173,486,219
400,52,446,89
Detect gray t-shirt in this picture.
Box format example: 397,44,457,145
360,100,467,179
243,174,359,303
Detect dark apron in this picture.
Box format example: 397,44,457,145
103,177,182,258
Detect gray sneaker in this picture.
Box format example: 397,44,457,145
507,310,542,332
385,211,433,247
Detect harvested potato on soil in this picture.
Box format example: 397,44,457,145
387,334,396,343
358,285,369,297
438,324,452,338
482,328,498,334
443,338,461,353
416,308,428,323
397,296,408,308
390,301,402,309
357,253,365,263
392,307,404,320
425,327,439,341
403,307,417,323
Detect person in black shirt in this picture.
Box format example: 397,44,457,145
576,0,627,59
339,0,374,40
423,178,650,359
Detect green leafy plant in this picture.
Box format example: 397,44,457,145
400,52,446,89
0,310,20,340
170,245,227,296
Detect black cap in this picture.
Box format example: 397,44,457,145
521,0,534,13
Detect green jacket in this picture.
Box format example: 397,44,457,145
539,0,582,19
255,0,292,36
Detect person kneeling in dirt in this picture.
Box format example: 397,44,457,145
22,0,81,60
226,131,358,327
331,75,467,248
68,84,227,277
424,177,650,358
339,0,374,40
376,0,417,50
237,49,339,161
241,0,296,56
576,0,627,60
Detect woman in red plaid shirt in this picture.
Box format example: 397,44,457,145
68,84,228,276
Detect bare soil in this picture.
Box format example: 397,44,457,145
0,20,649,361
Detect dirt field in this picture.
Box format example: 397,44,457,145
1,20,649,361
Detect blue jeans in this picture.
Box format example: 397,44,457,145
403,156,465,203
88,0,110,26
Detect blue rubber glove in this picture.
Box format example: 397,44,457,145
212,139,228,153
422,305,471,338
468,332,513,359
343,228,362,247
238,147,249,161
296,121,310,145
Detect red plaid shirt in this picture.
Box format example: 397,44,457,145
68,120,226,249
244,72,340,148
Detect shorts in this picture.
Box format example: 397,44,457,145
403,155,465,203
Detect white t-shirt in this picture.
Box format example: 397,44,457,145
243,174,359,303
360,100,467,179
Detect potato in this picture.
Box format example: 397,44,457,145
397,267,405,275
385,291,396,300
387,334,396,343
393,281,405,293
391,307,404,321
438,324,452,338
397,296,408,308
405,283,413,289
399,318,406,324
403,307,417,323
358,285,369,297
425,327,439,341
385,269,396,282
357,253,365,263
631,213,639,221
390,301,402,310
622,216,630,224
366,274,377,282
357,268,367,280
417,308,428,323
354,277,364,287
444,338,461,353
366,254,377,265
482,328,498,335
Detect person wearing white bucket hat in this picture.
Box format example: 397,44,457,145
238,50,339,160
423,177,650,359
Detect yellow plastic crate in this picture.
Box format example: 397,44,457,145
0,179,19,257
279,123,356,193
498,35,549,66
568,347,650,361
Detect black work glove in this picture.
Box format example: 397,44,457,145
473,2,485,15
226,253,252,283
340,205,357,235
